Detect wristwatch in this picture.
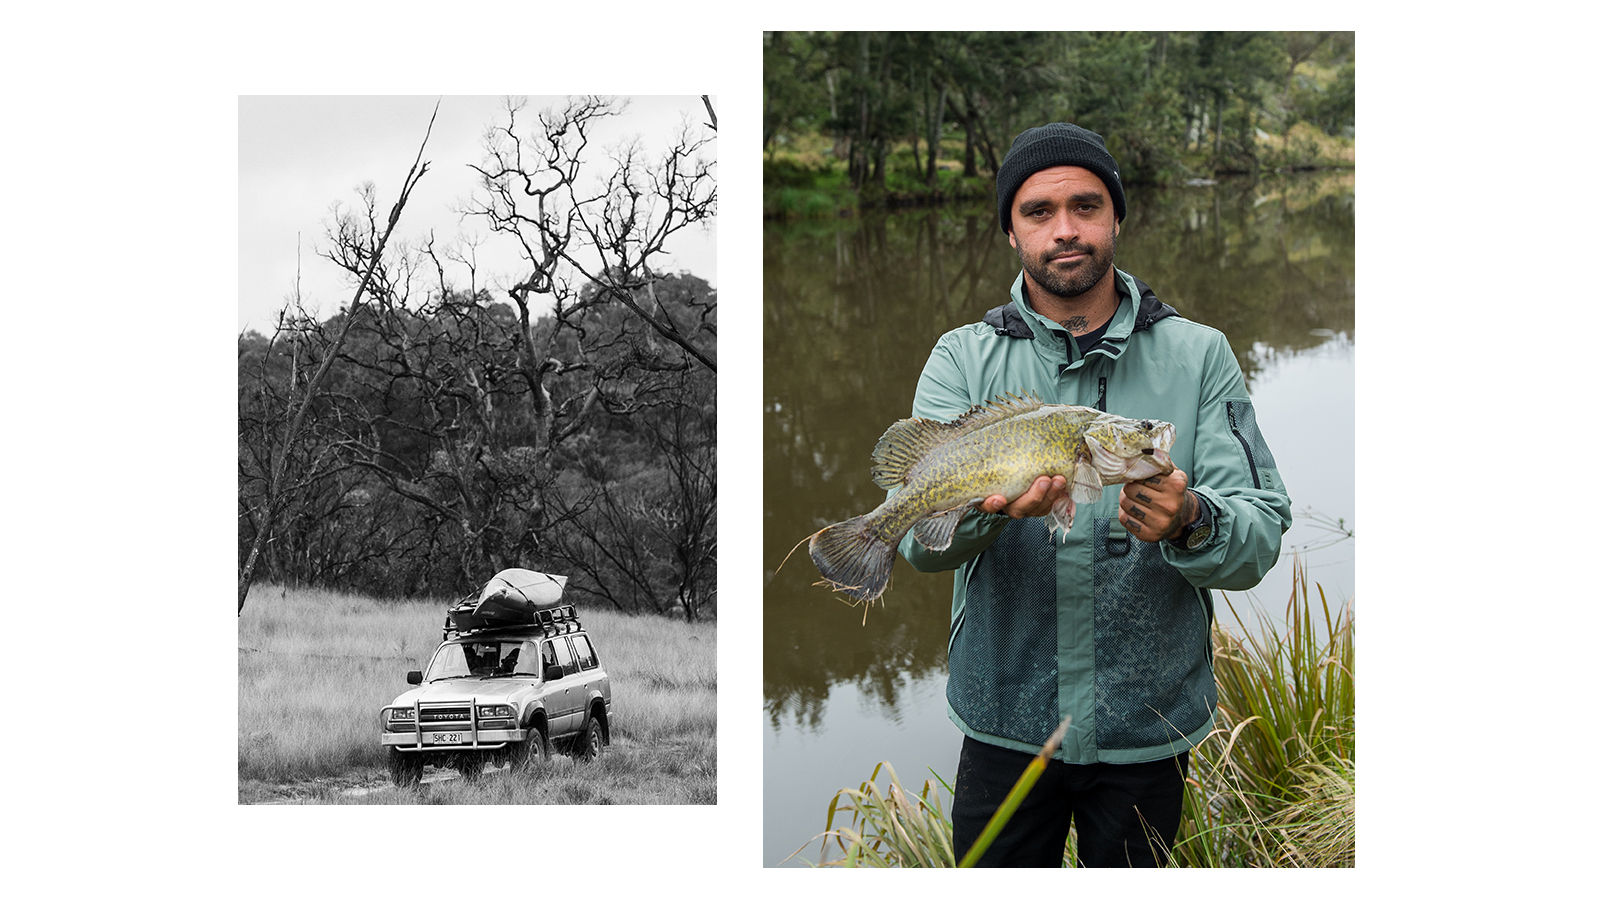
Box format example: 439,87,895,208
1169,491,1214,552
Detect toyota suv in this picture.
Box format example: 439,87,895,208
379,604,612,786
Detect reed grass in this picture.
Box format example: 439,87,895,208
1174,554,1355,867
803,554,1354,867
805,762,958,867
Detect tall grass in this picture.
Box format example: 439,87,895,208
804,555,1354,867
238,584,715,803
1175,554,1354,867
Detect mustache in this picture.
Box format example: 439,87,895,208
1045,241,1095,258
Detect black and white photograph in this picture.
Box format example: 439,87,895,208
237,95,717,805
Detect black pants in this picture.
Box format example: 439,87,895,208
950,736,1189,867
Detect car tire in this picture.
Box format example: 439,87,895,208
575,717,604,763
509,725,548,774
388,748,425,787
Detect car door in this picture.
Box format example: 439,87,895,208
568,633,605,710
542,637,580,737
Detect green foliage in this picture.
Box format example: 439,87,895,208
808,762,958,867
1174,556,1355,867
1301,63,1356,137
763,31,1356,212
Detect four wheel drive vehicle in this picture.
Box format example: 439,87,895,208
380,598,613,787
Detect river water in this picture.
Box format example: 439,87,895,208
761,171,1355,867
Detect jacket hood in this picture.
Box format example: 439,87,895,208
982,268,1179,364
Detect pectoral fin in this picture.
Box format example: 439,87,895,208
1071,461,1103,504
1048,494,1077,541
912,505,970,551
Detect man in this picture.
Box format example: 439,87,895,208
898,123,1291,867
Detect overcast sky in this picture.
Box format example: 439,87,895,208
239,95,717,334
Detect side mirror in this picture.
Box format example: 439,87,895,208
407,671,423,685
544,663,565,681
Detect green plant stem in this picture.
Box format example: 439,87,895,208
957,716,1071,868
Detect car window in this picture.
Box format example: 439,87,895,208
552,636,576,672
426,644,472,680
572,634,597,670
463,642,501,676
513,641,540,675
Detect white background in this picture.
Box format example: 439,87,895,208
5,4,1596,895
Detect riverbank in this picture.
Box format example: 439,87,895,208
764,125,1354,220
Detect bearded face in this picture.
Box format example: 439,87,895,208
1007,166,1120,302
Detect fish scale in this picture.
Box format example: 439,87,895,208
804,394,1175,606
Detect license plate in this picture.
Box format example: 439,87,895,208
429,732,464,745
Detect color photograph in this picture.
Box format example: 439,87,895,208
762,31,1355,867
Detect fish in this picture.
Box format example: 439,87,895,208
804,394,1176,605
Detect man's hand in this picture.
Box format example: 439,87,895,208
1119,468,1198,542
981,475,1069,519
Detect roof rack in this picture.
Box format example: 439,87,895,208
441,603,583,642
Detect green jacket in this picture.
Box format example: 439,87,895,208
901,268,1291,764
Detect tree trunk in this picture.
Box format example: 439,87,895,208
925,83,947,185
239,105,437,614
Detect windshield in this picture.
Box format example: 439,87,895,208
425,640,538,680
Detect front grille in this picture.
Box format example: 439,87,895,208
419,705,473,723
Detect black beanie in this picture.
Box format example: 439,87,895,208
996,123,1125,233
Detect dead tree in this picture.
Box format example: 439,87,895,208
466,96,717,436
238,103,437,614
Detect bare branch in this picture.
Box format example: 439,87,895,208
239,99,439,614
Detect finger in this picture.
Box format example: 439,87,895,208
1009,476,1051,518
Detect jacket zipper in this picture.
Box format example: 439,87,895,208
1226,402,1261,489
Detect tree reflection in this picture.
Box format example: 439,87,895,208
763,171,1354,721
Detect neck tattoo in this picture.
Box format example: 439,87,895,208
1059,315,1089,334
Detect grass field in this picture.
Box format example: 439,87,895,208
238,584,716,804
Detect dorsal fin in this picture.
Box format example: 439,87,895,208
870,393,1047,489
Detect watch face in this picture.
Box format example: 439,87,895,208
1185,525,1212,550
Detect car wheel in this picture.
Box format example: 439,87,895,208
450,754,484,780
575,717,604,763
509,725,548,774
388,749,425,787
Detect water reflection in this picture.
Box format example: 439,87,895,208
763,172,1354,866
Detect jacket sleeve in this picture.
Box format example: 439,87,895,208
895,333,1013,572
1161,331,1292,589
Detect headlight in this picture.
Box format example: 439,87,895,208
477,705,512,719
387,707,415,722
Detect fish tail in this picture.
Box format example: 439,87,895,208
808,514,897,605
